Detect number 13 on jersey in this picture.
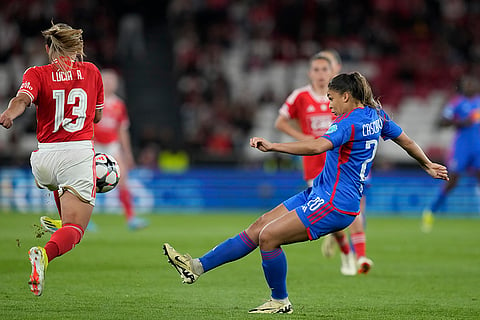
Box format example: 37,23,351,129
53,88,88,133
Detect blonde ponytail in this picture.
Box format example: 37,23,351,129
42,22,85,72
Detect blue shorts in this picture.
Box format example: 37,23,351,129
283,187,356,240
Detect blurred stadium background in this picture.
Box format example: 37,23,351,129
1,0,479,215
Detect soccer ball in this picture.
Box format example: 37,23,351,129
95,152,121,193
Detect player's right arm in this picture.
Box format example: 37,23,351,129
0,93,31,129
250,136,333,156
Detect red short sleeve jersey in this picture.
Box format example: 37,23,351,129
17,61,104,143
94,95,129,144
279,85,335,180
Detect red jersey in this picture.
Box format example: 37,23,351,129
94,95,130,144
279,85,335,180
18,61,104,143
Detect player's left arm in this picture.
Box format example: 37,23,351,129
250,136,333,155
392,132,449,180
94,108,103,123
0,93,31,129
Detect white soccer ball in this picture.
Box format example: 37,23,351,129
95,152,121,193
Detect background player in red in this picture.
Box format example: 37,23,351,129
0,22,104,296
94,69,148,230
319,50,373,274
275,50,372,275
275,53,334,185
274,52,357,275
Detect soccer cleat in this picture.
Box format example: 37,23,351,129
128,217,149,230
340,252,357,276
357,256,374,274
163,243,199,284
40,216,62,233
421,209,434,233
28,246,48,296
248,298,293,314
321,234,337,258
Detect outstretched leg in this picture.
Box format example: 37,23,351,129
163,204,290,283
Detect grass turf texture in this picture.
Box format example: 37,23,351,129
0,213,479,319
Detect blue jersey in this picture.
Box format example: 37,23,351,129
443,95,480,171
443,95,480,145
314,106,402,214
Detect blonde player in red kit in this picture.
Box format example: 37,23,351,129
275,53,334,184
275,51,372,275
94,69,148,230
318,50,373,275
0,22,104,296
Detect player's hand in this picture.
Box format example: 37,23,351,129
0,111,13,129
250,137,273,152
425,162,449,181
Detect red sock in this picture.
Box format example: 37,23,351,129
119,188,134,221
351,232,366,258
334,233,350,254
53,190,62,218
44,223,84,262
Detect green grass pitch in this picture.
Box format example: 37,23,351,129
0,212,479,319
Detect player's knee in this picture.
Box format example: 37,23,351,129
246,216,268,242
258,228,278,251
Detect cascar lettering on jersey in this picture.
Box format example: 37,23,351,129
52,70,84,82
362,118,383,136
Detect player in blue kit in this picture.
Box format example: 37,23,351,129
163,72,449,314
422,74,480,232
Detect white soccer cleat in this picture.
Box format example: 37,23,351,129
357,256,374,274
28,246,48,296
248,298,293,314
321,234,336,258
163,243,199,284
340,252,357,276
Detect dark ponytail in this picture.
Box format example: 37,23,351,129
328,72,382,111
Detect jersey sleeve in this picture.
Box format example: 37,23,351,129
380,110,403,140
322,121,352,148
442,96,460,121
17,67,40,104
279,90,299,119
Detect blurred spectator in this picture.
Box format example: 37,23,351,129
167,0,479,167
2,0,480,168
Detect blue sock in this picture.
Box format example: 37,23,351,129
199,231,257,272
261,248,288,300
430,190,447,213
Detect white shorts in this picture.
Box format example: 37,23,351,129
30,141,96,206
